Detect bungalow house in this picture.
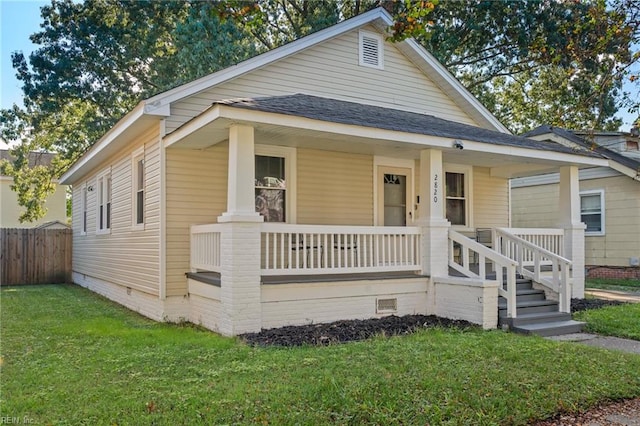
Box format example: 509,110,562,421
0,149,68,228
512,126,640,279
60,8,611,336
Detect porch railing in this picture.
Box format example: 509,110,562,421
189,223,422,276
449,230,519,318
190,224,223,273
261,223,421,275
494,228,572,313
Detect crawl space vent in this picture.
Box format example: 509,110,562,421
359,31,383,69
377,298,398,313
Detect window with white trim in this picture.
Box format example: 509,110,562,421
255,145,296,223
580,190,605,235
81,183,87,235
96,169,111,234
444,165,473,228
359,30,384,70
132,148,145,229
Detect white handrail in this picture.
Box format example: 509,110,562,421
494,228,572,313
449,230,519,318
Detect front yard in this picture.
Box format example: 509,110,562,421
2,285,640,425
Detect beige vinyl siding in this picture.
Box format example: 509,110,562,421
72,125,161,295
297,149,373,225
511,184,559,228
580,177,640,266
472,167,509,228
166,25,477,134
1,178,68,228
165,143,228,297
512,176,640,266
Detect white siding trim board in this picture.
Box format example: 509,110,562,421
511,167,624,188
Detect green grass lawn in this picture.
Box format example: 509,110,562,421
574,303,640,341
2,285,640,425
586,277,640,292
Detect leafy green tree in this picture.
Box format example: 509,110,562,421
2,0,638,222
420,0,637,133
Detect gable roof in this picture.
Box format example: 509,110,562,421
0,149,56,171
218,95,600,157
524,125,640,178
143,7,508,133
62,7,515,184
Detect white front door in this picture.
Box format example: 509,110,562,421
377,166,412,226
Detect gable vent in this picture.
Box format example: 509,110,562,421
359,30,384,70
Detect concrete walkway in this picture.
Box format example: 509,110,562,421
547,333,640,355
585,288,640,303
546,288,640,354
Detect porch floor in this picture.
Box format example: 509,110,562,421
186,271,425,286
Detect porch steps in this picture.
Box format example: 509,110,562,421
498,279,584,337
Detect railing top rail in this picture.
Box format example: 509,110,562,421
495,228,572,264
498,227,564,236
191,223,225,234
261,223,421,235
449,230,517,267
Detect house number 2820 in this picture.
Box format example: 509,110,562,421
433,173,438,203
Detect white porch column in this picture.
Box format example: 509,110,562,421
417,149,450,279
217,124,263,336
558,165,586,298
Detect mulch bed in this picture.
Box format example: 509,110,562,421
241,299,625,347
571,298,627,312
240,314,474,347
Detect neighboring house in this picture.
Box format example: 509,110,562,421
512,126,640,279
0,150,68,228
60,8,612,336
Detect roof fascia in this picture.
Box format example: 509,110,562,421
143,8,394,114
398,38,511,134
60,103,147,184
609,161,640,181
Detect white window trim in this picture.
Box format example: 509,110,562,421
80,182,87,236
255,144,297,223
444,164,474,231
131,146,145,231
95,167,112,235
358,30,384,70
580,189,605,236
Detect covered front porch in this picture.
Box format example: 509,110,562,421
164,95,607,336
188,221,574,334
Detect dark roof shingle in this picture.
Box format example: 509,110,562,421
217,94,602,158
523,125,640,171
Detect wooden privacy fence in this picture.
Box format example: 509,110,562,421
0,228,72,286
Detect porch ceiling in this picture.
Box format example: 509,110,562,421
165,95,609,179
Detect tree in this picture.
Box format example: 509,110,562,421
2,0,638,222
418,0,638,133
0,0,192,222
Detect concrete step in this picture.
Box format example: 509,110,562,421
514,289,546,302
511,320,585,337
498,311,573,327
501,279,534,291
499,299,559,316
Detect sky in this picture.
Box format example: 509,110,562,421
0,0,638,135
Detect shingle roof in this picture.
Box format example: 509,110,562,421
0,149,56,169
217,94,602,158
524,125,640,171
